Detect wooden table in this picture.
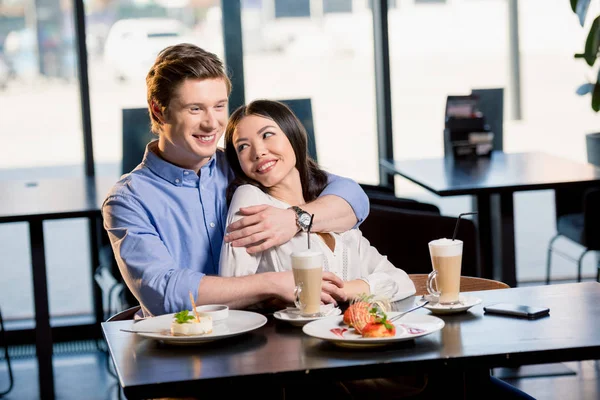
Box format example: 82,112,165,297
380,151,600,286
0,176,117,400
103,282,600,399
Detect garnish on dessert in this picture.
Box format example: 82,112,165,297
174,310,196,324
170,292,213,336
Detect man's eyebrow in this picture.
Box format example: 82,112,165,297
181,99,228,107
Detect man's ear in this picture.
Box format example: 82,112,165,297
150,100,166,124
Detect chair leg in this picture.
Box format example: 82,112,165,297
0,308,14,397
576,250,590,283
596,255,600,283
546,234,561,285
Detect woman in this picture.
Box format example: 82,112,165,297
219,99,415,303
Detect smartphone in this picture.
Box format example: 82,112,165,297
483,303,550,319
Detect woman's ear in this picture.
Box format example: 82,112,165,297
150,100,166,124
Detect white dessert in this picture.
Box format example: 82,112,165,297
170,316,213,336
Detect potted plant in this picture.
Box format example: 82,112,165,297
571,0,600,165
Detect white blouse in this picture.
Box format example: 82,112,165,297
219,185,416,302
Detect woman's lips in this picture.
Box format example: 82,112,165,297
256,159,277,174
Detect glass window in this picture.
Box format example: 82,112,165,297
388,0,599,282
85,1,225,177
241,0,379,185
0,0,89,322
323,0,353,14
275,0,311,18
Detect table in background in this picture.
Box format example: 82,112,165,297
103,282,600,399
0,176,117,400
381,151,600,286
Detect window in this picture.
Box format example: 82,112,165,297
241,1,380,185
388,0,599,282
275,0,311,18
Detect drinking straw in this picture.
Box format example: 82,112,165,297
189,291,200,322
307,214,315,250
452,212,478,241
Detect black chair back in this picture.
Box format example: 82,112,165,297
471,88,504,152
106,305,141,322
360,205,478,277
122,108,155,174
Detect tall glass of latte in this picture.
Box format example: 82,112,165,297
291,250,323,316
426,238,463,305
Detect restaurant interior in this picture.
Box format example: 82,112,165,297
1,0,600,399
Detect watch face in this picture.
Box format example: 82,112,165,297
298,213,312,228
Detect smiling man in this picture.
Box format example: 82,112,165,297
102,43,370,317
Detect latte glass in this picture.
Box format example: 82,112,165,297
426,238,463,305
291,250,323,316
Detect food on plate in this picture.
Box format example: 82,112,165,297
343,301,375,333
361,320,396,338
170,310,213,336
343,294,395,338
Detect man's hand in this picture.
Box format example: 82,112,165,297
225,205,297,254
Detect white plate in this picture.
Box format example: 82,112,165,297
302,313,444,348
273,306,342,327
128,310,267,345
419,295,482,315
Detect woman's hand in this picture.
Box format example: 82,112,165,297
321,272,346,304
225,205,297,254
267,271,345,306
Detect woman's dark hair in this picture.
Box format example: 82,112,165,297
224,100,327,205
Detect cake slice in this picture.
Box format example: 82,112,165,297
170,310,213,336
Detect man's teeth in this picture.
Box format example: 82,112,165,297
258,161,276,172
197,135,214,142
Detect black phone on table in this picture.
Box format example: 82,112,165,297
483,303,550,319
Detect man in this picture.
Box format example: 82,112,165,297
102,43,370,317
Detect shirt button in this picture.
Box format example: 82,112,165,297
175,178,180,183
184,171,189,175
210,222,215,228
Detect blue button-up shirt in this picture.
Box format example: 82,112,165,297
102,141,369,316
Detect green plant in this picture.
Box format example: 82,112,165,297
571,0,600,110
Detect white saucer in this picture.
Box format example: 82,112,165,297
273,305,342,327
419,294,482,315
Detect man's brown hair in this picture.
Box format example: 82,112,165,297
146,43,232,134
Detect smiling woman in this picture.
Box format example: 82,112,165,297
220,99,416,304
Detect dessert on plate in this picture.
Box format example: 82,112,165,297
170,310,213,336
342,294,395,338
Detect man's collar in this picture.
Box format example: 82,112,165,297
142,140,216,185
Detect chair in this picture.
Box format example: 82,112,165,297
104,305,141,385
122,108,155,175
277,98,318,162
408,274,509,297
471,88,504,152
106,305,141,322
359,204,479,277
0,307,14,397
360,183,441,214
546,151,600,284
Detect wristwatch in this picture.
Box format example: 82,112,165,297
290,206,312,232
